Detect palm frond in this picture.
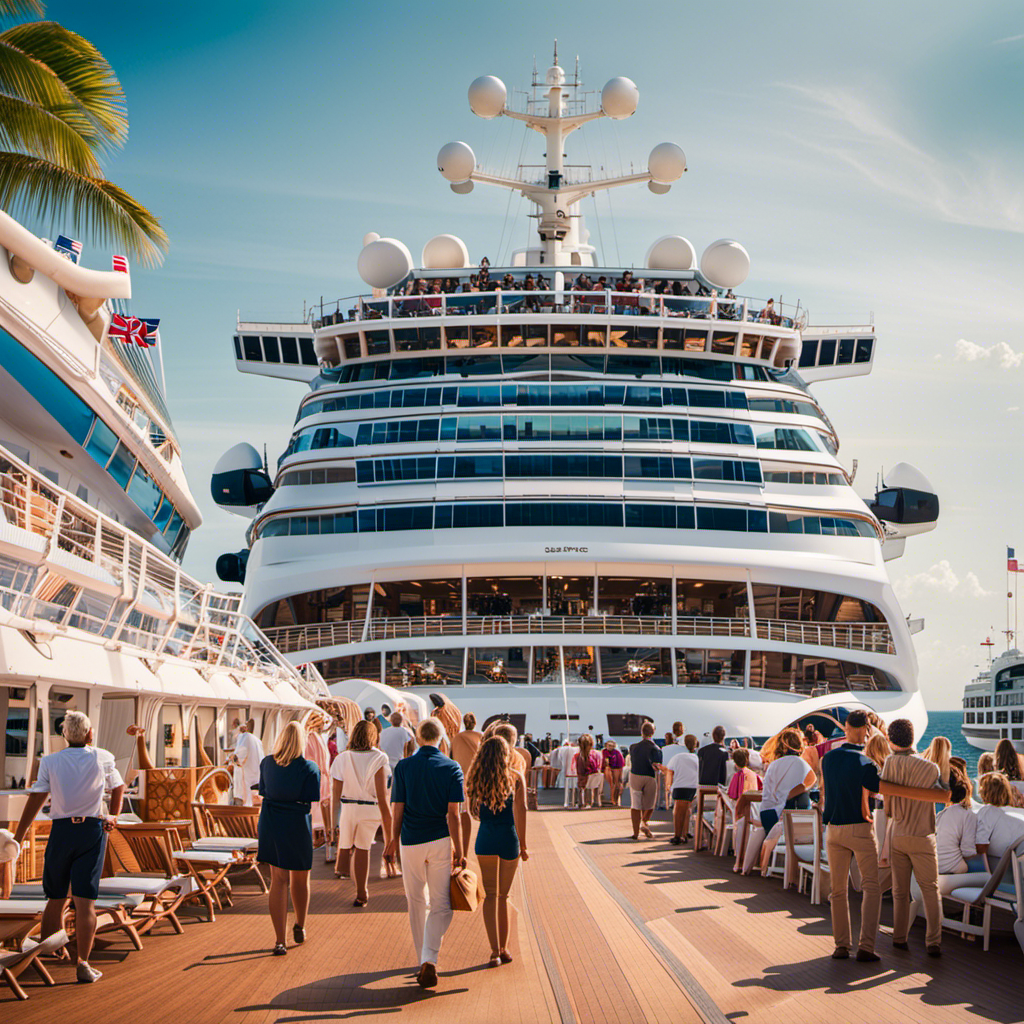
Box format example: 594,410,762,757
0,38,83,112
0,92,101,172
0,151,167,266
0,22,127,151
0,1,44,19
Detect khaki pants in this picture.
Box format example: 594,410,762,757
891,832,941,947
826,823,880,954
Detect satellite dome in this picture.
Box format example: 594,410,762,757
213,442,262,477
883,463,936,494
648,142,687,183
700,239,750,288
601,77,639,119
645,235,696,271
468,75,506,118
357,237,413,289
422,234,470,269
450,180,475,194
362,231,380,247
437,141,476,182
648,181,671,195
546,64,566,86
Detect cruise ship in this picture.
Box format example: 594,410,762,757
962,635,1024,753
217,49,939,743
0,206,326,822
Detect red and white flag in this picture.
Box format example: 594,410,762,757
112,255,128,273
109,313,151,347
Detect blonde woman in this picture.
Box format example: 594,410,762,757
466,735,528,967
330,720,392,906
922,736,952,788
257,721,321,955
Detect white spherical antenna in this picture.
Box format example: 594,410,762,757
450,180,474,194
468,75,506,118
213,442,262,476
645,235,696,271
648,142,687,183
437,141,476,182
422,234,470,269
883,463,936,494
362,231,380,248
700,239,750,288
648,181,671,195
601,77,639,119
357,237,413,289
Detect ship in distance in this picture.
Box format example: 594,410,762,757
215,45,940,744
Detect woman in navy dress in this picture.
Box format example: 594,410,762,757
466,736,529,967
257,720,321,955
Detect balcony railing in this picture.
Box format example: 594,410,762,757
263,613,894,657
0,447,327,703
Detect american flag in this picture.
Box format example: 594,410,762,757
1009,546,1019,573
112,255,128,273
109,313,154,348
53,235,82,263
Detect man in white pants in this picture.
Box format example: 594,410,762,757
385,718,464,989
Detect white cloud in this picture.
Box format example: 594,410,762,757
1008,406,1020,413
993,33,1024,44
894,560,991,603
953,338,1024,368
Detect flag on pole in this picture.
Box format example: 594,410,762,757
111,255,129,273
140,318,160,345
53,235,82,263
1009,547,1019,572
109,313,152,347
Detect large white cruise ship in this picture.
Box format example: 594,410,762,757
0,206,325,818
217,49,939,742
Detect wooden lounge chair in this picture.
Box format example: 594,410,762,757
713,785,737,857
190,804,266,893
0,929,68,1000
693,786,719,852
780,808,821,891
1,895,143,951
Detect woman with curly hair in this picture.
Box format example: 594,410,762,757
466,735,528,966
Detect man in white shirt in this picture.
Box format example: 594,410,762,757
13,711,124,983
380,712,416,770
232,723,262,806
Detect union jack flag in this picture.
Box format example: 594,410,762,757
112,255,128,273
53,235,82,263
109,313,154,347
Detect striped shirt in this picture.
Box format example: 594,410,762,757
881,750,941,836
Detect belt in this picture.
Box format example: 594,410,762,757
340,797,378,806
55,816,101,824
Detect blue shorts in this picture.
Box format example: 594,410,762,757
42,818,107,900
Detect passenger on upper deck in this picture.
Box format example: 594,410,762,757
759,297,780,325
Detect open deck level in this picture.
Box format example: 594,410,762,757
4,799,1021,1024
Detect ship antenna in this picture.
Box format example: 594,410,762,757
553,39,558,65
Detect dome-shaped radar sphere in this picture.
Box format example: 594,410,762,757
884,462,936,495
450,181,475,194
645,235,696,271
422,234,470,269
437,141,476,182
648,181,671,195
601,77,639,119
700,239,750,289
468,75,506,119
362,231,380,248
357,238,414,289
648,142,687,183
213,442,262,478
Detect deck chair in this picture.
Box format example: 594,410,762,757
713,786,737,857
941,835,1024,951
190,803,266,892
0,929,67,1000
693,786,718,852
781,808,821,891
582,773,604,808
1,894,143,951
797,816,830,904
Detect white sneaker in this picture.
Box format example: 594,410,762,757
77,962,102,983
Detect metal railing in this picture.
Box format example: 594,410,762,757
309,289,804,331
0,447,328,702
263,613,894,656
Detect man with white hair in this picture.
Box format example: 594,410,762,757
232,721,263,806
12,710,124,983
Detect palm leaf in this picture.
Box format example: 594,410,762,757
0,1,44,18
0,22,127,151
0,39,73,112
0,92,101,172
0,151,167,266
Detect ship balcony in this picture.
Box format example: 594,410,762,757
262,612,896,658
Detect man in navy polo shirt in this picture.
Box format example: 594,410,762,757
386,717,465,989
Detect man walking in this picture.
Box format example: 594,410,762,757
697,726,730,786
231,721,262,806
628,722,663,839
386,718,465,988
13,711,124,982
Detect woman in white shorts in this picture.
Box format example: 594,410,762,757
330,720,392,906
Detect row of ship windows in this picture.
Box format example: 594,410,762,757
355,454,764,486
298,383,822,422
964,712,1024,724
798,336,875,370
284,415,833,459
316,354,774,385
964,692,1024,707
234,335,318,366
253,501,876,540
278,464,846,488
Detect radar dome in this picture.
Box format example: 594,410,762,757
213,442,262,477
362,231,380,247
645,235,696,271
648,181,671,195
883,463,936,494
601,77,639,119
422,234,470,269
450,181,474,194
437,141,476,182
357,237,413,289
648,142,687,183
700,239,750,288
468,75,506,118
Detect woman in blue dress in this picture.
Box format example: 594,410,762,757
466,735,529,967
257,720,321,955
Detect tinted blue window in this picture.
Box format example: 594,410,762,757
677,505,696,529
696,507,747,531
127,465,162,517
435,504,453,528
747,509,768,532
625,504,676,529
107,443,136,488
164,508,183,540
85,418,118,468
152,496,174,531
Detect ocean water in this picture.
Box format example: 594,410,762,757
918,709,972,766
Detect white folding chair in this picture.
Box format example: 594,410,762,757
943,836,1024,951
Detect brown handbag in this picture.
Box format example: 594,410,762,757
450,866,483,912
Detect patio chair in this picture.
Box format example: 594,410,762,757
780,807,821,892
190,803,266,892
0,929,67,1000
713,786,737,857
693,786,719,852
1,894,143,951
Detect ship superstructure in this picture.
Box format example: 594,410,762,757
219,49,938,741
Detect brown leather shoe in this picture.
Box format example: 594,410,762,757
417,962,438,988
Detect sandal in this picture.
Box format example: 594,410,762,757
488,954,502,967
293,924,305,944
353,896,368,907
499,950,513,964
272,943,287,956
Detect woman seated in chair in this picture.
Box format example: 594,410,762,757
976,772,1024,862
936,764,984,875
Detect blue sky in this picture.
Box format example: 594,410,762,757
33,1,1024,707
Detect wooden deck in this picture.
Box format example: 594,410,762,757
4,797,1023,1024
